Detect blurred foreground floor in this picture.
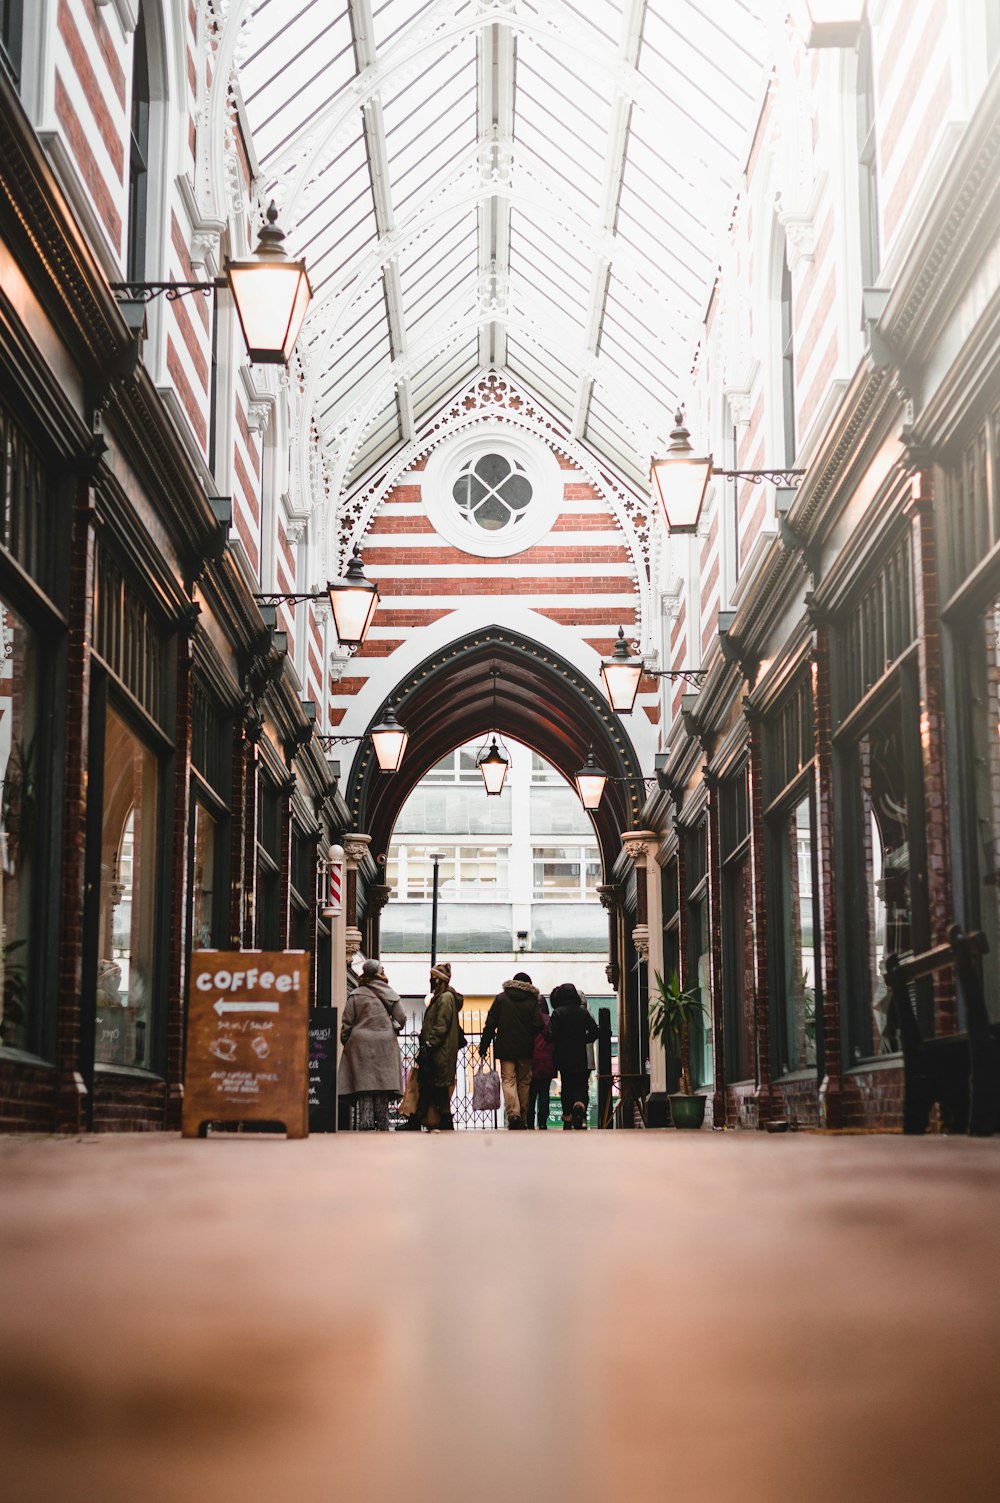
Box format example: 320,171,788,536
0,1131,998,1503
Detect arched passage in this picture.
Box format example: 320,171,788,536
345,629,646,878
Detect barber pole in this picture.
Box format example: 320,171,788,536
327,858,343,916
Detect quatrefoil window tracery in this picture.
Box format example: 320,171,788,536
452,452,534,533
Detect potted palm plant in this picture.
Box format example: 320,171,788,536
650,970,708,1128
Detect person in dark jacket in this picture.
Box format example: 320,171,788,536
549,982,599,1129
417,962,461,1130
527,997,555,1130
480,972,543,1129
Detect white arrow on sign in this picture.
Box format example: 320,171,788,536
213,1000,281,1017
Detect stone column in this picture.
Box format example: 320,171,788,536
905,468,955,1034
343,833,371,970
745,710,775,1126
597,883,622,994
623,830,669,1126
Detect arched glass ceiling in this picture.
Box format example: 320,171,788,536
236,0,769,498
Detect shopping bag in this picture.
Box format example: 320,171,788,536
399,1065,420,1117
472,1060,501,1111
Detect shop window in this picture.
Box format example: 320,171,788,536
127,3,150,282
1,395,52,589
191,801,218,950
948,405,999,595
0,601,39,1052
684,822,713,1091
840,529,914,710
967,598,1000,1020
661,858,680,989
856,24,880,288
720,768,753,1082
289,827,313,954
95,710,159,1068
0,0,22,89
776,795,818,1074
256,775,282,950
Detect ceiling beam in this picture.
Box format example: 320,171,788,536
351,0,415,444
571,0,646,444
476,21,516,368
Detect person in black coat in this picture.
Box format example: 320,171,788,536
480,972,544,1129
549,982,599,1129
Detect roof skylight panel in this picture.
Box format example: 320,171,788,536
615,181,710,293
603,277,688,368
241,8,357,164
559,0,624,50
507,340,577,415
411,343,479,424
584,400,650,487
371,0,440,51
512,218,592,301
642,1,765,103
622,130,715,247
317,337,394,428
399,221,476,307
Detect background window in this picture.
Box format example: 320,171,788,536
532,845,601,900
857,25,880,287
0,0,22,89
777,795,817,1075
127,3,150,281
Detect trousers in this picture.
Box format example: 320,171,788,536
560,1070,589,1127
527,1078,551,1128
500,1059,532,1122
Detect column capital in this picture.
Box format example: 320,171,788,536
596,882,622,913
343,833,372,866
345,926,363,961
632,924,650,961
621,829,656,864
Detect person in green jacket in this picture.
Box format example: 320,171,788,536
417,962,461,1130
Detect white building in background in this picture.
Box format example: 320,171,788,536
380,739,615,1021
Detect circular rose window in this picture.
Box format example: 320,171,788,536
452,452,533,534
422,428,561,558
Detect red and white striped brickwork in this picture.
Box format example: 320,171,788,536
331,393,655,752
661,0,991,711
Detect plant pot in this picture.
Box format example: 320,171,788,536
668,1093,706,1129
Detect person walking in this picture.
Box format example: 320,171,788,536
339,958,407,1131
527,996,555,1130
416,961,462,1130
549,982,599,1130
480,972,543,1129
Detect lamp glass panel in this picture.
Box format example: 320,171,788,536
372,726,408,773
601,659,642,714
228,262,310,363
650,455,711,532
480,753,509,797
576,772,607,811
330,580,379,646
799,0,866,44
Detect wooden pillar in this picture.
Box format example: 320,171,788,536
241,717,261,948
745,712,775,1126
809,606,845,1128
365,883,392,959
55,473,98,1132
906,468,955,1034
164,609,196,1130
705,779,727,1129
278,775,295,950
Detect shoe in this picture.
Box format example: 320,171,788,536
571,1101,586,1130
508,1115,525,1130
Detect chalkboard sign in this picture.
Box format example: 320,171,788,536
308,1007,338,1133
183,951,309,1138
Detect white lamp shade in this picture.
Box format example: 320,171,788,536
575,748,608,811
798,0,866,45
478,739,509,796
600,627,643,714
651,410,712,533
370,708,408,773
329,545,379,647
228,261,311,364
226,202,312,365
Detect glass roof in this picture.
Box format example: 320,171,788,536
236,0,770,501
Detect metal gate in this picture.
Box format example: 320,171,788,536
389,1027,502,1130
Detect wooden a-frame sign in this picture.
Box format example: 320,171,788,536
182,951,309,1138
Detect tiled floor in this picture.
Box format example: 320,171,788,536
1,1131,998,1503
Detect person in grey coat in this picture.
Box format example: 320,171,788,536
340,958,407,1130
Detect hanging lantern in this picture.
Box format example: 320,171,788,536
478,737,510,797
600,627,644,715
650,410,712,534
370,705,408,773
796,1,866,47
329,544,379,648
226,202,312,365
575,746,608,811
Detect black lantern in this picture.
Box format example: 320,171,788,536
370,705,408,773
600,627,644,715
650,410,712,534
329,544,379,648
226,202,312,365
575,746,608,811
